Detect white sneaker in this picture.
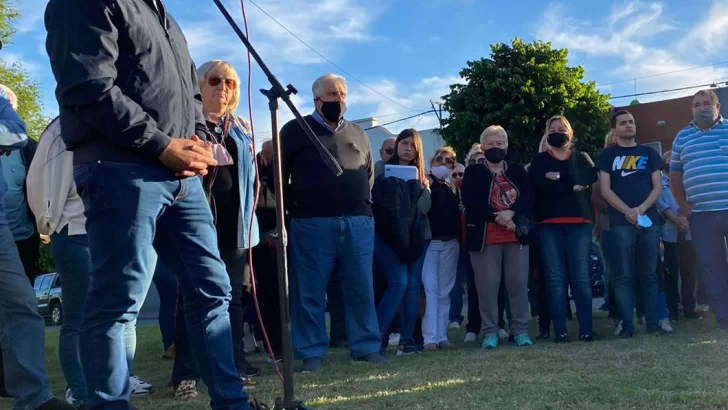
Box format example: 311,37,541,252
388,333,401,346
659,318,675,333
498,328,509,339
614,320,623,336
449,322,461,329
463,332,477,343
130,375,152,396
65,388,80,405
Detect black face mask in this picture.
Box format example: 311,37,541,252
319,100,347,123
484,147,506,163
547,132,568,148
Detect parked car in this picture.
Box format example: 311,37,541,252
34,272,63,326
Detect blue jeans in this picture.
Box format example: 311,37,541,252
73,161,248,410
289,216,381,359
152,250,177,351
449,248,468,324
0,223,53,410
540,224,593,336
610,225,661,334
690,211,728,327
374,235,428,344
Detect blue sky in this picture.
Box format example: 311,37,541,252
6,0,728,142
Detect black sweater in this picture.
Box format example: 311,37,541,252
461,161,534,251
275,116,373,218
528,150,598,222
427,177,461,240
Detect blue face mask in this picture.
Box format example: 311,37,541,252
694,108,717,125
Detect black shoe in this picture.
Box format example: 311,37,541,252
618,330,634,339
355,352,390,364
301,357,324,373
0,386,9,398
579,334,595,342
396,340,419,357
684,311,700,319
554,334,569,344
251,399,271,410
36,398,75,410
244,366,262,378
537,331,550,340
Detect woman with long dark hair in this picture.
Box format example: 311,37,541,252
373,128,430,356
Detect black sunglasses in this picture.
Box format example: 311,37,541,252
451,171,464,178
468,158,486,166
383,147,394,155
436,155,454,165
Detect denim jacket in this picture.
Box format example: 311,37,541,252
0,91,28,226
224,115,260,250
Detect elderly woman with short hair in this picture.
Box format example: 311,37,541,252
169,59,260,400
461,125,535,349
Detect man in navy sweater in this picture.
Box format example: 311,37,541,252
276,73,387,372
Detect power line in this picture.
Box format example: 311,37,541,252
364,110,435,131
598,60,728,88
246,0,415,111
609,80,726,100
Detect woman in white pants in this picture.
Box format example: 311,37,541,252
422,146,462,350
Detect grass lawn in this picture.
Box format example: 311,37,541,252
4,312,728,410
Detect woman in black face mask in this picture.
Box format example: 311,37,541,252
528,115,598,343
461,125,535,349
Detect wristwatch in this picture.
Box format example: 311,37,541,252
556,172,561,180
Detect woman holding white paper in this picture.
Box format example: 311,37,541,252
372,129,430,356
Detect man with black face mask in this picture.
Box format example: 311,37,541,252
671,89,728,330
273,73,386,373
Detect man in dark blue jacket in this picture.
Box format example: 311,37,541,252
44,0,251,408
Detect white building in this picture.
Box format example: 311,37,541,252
353,117,447,164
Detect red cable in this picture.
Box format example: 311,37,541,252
241,0,285,384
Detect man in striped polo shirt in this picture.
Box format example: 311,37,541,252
670,89,728,330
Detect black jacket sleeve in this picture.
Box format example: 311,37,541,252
529,153,574,194
45,0,172,158
510,163,535,216
462,165,497,223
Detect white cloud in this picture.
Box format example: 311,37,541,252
14,0,46,34
680,0,728,56
536,1,728,104
1,52,44,75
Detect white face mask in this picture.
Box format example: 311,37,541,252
431,165,451,180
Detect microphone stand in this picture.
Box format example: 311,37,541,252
213,1,342,409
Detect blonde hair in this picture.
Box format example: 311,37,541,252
662,149,671,163
197,60,241,114
603,131,615,148
430,146,457,166
543,115,575,146
0,84,17,111
538,135,549,152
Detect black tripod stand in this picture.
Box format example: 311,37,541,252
212,1,343,409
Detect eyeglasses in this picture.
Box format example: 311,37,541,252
467,158,486,166
207,76,237,90
451,171,464,178
384,147,394,155
435,155,454,165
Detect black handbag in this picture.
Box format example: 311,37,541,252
515,214,537,245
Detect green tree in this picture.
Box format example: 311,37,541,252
1,1,54,273
0,0,47,140
441,38,612,163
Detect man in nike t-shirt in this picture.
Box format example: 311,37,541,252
596,110,665,338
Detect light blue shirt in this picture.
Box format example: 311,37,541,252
656,173,691,242
0,90,29,227
671,117,728,212
1,150,34,240
312,110,345,133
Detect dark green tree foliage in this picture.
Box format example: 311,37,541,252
441,38,612,163
0,0,47,140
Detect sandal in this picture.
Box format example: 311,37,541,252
242,377,257,392
175,380,198,401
